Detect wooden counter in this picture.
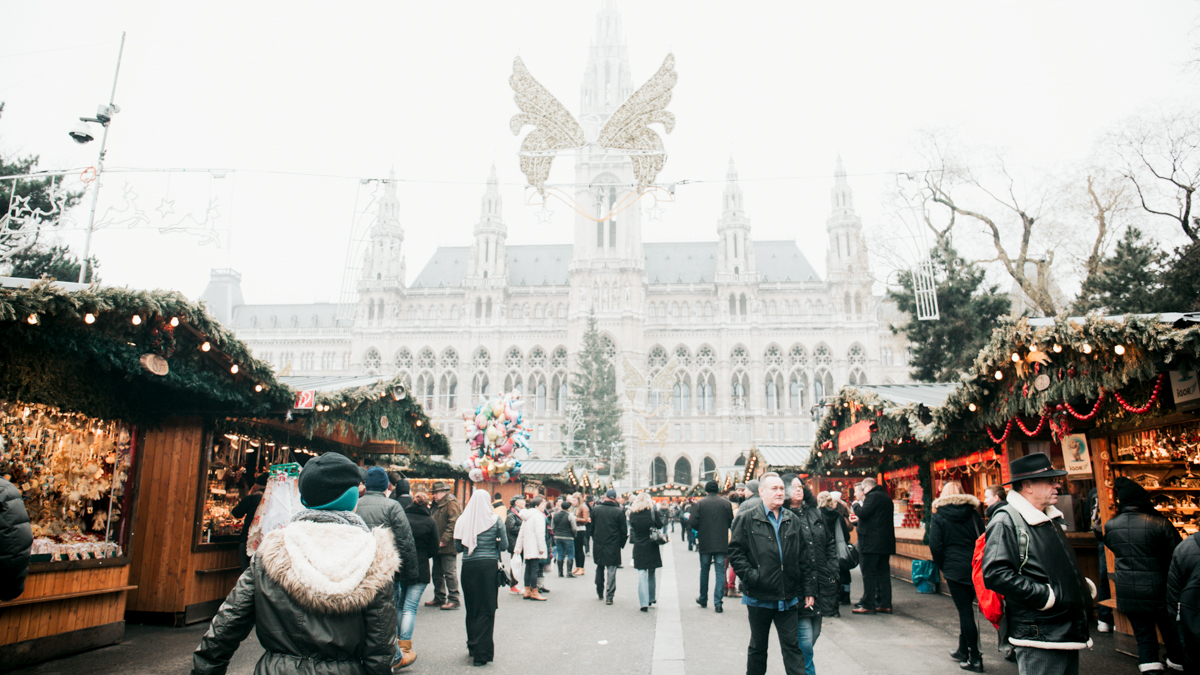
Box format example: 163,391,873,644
0,558,134,669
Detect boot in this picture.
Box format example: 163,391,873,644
523,587,532,600
529,588,547,601
394,640,416,670
959,647,983,673
557,561,564,577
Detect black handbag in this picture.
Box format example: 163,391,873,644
496,561,509,588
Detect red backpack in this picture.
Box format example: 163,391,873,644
971,504,1029,629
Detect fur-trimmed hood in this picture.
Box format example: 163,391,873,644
932,493,981,514
258,521,399,614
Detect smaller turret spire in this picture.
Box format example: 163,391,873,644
723,157,743,215
831,155,854,213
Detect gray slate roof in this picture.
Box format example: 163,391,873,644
410,245,573,289
753,444,812,468
229,303,340,330
410,240,823,289
854,383,958,408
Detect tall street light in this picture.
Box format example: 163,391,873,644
71,32,126,283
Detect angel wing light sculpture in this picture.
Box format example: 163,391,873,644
510,53,677,196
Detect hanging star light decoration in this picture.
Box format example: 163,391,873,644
536,204,555,225
155,198,175,219
645,201,665,222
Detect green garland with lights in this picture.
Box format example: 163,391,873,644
805,314,1200,525
303,374,451,456
0,281,288,424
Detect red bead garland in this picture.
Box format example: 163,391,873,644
1113,373,1165,414
1015,414,1048,437
1064,387,1106,421
986,419,1013,445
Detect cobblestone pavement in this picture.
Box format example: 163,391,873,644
11,533,1138,675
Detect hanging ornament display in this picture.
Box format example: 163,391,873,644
461,391,529,483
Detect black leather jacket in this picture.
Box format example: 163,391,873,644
982,496,1093,649
0,478,32,601
729,504,815,603
1103,503,1181,613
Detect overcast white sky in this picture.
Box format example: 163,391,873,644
3,1,1198,304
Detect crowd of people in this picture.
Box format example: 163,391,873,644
8,445,1196,675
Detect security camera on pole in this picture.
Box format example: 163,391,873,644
71,32,126,283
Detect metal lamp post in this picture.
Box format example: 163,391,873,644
74,32,126,283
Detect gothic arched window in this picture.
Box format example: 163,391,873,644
674,457,692,485
651,457,668,486
364,348,382,373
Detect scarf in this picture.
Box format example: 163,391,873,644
454,489,499,554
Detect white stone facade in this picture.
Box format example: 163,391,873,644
200,3,911,487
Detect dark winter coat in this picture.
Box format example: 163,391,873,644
591,499,627,567
690,492,734,554
431,493,462,555
192,511,399,675
0,478,32,601
789,501,838,617
1103,503,1182,614
355,491,419,584
403,502,439,584
1167,533,1200,659
982,493,1093,650
929,493,984,585
852,485,896,555
985,499,1006,523
728,504,816,603
505,508,522,554
629,508,664,570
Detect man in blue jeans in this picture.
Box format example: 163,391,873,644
690,479,734,611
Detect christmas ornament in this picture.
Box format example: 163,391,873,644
139,353,169,376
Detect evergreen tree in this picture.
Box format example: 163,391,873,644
8,244,99,283
570,312,625,478
889,244,1011,382
1,102,85,258
1073,227,1169,314
1153,241,1200,312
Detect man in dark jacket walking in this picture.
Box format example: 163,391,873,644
428,482,462,609
983,453,1095,675
1168,532,1200,675
1104,477,1185,672
0,477,32,601
691,479,734,611
728,472,815,675
591,489,627,604
851,478,896,614
356,467,420,587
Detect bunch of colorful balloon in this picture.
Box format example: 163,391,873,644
461,392,529,483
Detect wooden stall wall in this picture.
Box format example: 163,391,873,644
0,562,133,668
127,418,240,625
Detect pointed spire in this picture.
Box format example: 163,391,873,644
723,156,744,215
479,165,503,223
488,163,498,186
830,156,854,213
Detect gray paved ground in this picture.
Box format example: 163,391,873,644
10,531,1140,675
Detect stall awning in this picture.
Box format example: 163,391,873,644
754,444,812,469
279,375,386,392
519,458,571,477
854,383,958,408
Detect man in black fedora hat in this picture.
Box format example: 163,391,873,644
982,453,1096,675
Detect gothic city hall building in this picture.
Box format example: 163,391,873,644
200,4,911,487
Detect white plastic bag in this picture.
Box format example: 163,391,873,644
246,473,303,556
508,552,524,591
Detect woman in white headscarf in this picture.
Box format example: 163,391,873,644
454,489,508,667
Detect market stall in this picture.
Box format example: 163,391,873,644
129,372,450,626
0,279,452,664
516,457,578,500
0,278,286,665
747,444,811,480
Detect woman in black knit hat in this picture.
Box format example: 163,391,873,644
193,452,400,675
